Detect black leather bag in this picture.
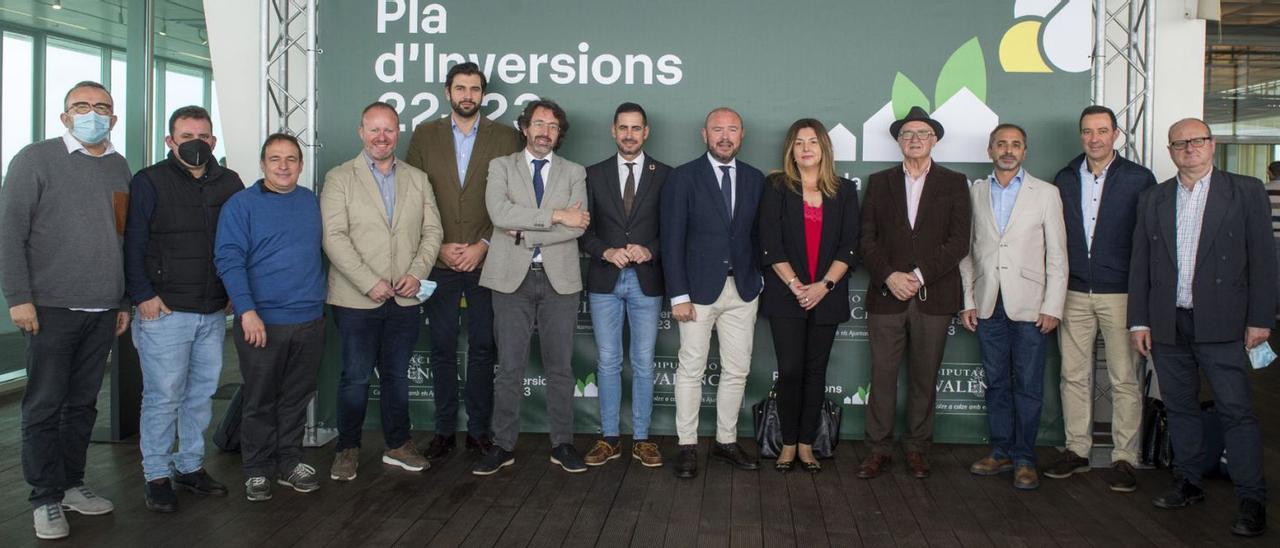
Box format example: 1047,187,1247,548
213,383,244,453
1140,370,1172,468
752,384,843,459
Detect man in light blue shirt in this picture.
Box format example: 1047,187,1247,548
989,168,1024,234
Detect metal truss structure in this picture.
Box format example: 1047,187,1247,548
1093,0,1157,167
261,0,318,188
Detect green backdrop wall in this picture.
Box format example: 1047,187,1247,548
313,0,1096,445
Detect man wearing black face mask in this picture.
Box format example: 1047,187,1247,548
123,105,245,513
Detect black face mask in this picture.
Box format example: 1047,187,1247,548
177,139,213,167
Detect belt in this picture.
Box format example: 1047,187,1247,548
529,262,544,271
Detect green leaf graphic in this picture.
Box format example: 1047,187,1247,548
586,373,596,385
857,386,869,401
891,72,930,119
575,380,585,393
935,37,986,106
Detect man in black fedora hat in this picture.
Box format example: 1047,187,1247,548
857,106,972,480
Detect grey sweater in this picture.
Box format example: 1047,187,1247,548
1,137,132,309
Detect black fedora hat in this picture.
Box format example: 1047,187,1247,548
889,105,945,141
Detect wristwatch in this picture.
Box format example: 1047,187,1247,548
822,278,835,291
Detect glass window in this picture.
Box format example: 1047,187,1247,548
110,52,128,159
210,81,224,162
44,37,104,140
157,64,206,160
2,32,34,180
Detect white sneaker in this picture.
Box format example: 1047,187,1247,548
61,486,114,515
34,503,69,540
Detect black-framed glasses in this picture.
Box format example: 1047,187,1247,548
1169,136,1211,150
67,102,114,115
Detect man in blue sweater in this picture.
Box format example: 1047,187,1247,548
215,133,326,502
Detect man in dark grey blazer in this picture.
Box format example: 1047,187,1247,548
473,99,590,476
1128,118,1276,537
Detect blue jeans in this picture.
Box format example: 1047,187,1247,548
132,310,226,481
332,302,422,451
588,268,661,439
976,296,1047,466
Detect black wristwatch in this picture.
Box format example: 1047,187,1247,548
822,278,835,291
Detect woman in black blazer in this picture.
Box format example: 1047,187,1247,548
757,118,860,472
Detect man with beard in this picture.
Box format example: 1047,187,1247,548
660,107,765,479
579,102,670,467
322,102,442,482
406,62,520,459
125,105,244,512
857,106,971,480
959,124,1067,490
473,99,590,475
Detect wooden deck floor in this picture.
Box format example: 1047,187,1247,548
0,357,1278,546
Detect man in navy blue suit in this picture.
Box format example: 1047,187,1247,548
661,107,765,479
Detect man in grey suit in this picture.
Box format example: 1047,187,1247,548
473,99,591,476
1129,118,1275,537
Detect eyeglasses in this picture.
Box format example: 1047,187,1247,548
898,130,935,141
1169,136,1211,150
67,102,114,115
529,120,561,132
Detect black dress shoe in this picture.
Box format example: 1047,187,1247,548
175,469,228,496
144,478,177,513
423,434,455,460
466,434,494,454
711,442,760,470
550,443,588,473
1152,477,1205,509
1231,498,1266,537
675,445,698,479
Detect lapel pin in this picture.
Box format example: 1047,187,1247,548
648,163,655,172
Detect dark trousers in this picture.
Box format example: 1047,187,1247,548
21,307,116,507
491,269,578,451
865,300,951,455
1152,309,1266,502
332,302,421,451
976,295,1047,466
769,315,837,445
423,268,495,437
234,316,324,479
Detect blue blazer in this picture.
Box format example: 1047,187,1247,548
1127,169,1277,344
660,154,764,305
1053,153,1156,294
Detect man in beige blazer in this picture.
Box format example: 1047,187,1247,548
321,102,443,482
473,99,591,476
959,124,1067,491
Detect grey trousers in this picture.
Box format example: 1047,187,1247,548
491,269,579,451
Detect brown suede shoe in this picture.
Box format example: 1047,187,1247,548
1014,465,1040,490
970,454,1014,476
584,440,620,466
857,453,890,479
383,440,429,472
906,451,930,478
330,447,359,481
632,441,663,467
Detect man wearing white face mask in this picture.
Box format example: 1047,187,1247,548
0,81,132,540
124,106,245,513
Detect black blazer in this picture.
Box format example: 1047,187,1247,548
757,175,860,324
1053,153,1156,294
661,155,765,304
579,154,670,296
1127,169,1277,344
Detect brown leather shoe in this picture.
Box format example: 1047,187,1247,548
906,451,930,478
584,439,620,466
970,454,1014,476
1014,465,1040,490
857,453,890,479
632,441,663,467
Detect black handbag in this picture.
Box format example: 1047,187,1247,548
213,383,244,453
752,384,843,459
1140,369,1172,468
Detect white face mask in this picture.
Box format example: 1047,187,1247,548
71,112,112,144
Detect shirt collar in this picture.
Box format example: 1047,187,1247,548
1080,152,1116,178
903,160,932,180
363,151,397,175
451,116,478,137
62,131,117,156
617,152,645,169
1178,168,1213,193
524,149,554,167
706,152,736,171
989,168,1026,188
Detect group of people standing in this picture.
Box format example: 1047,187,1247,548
1,60,1274,541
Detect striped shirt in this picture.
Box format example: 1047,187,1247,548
1175,171,1212,308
